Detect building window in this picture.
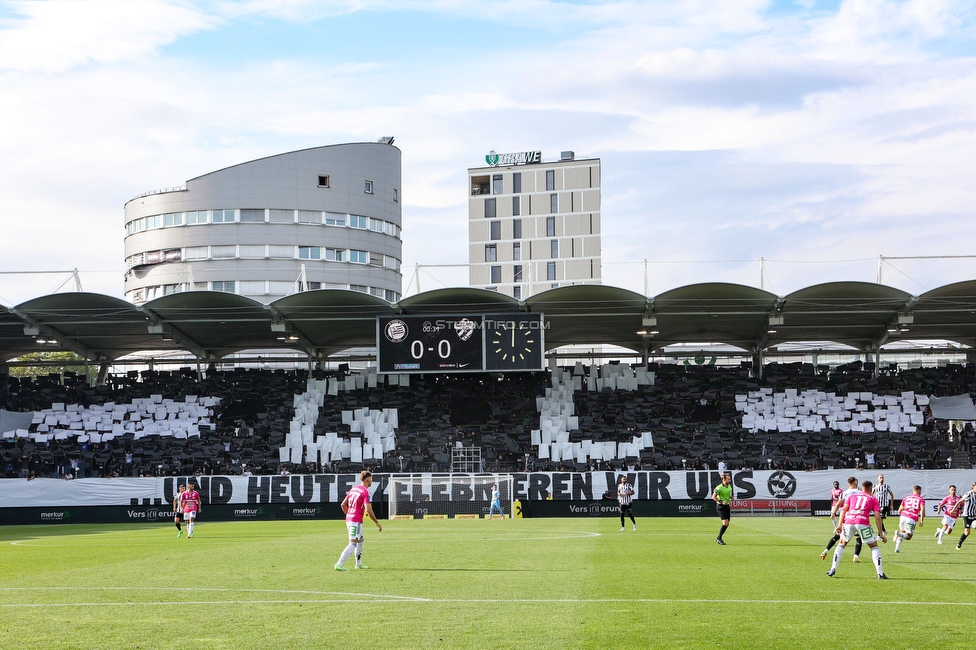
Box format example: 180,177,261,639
184,246,208,261
349,215,368,229
350,284,369,293
212,281,236,293
325,213,346,226
550,193,558,213
513,265,523,282
485,197,496,218
364,180,373,194
325,248,345,261
298,246,321,260
269,245,294,258
547,262,556,281
490,266,501,284
163,212,182,227
350,250,368,264
270,209,294,223
298,210,320,224
269,281,292,295
551,240,559,258
240,209,265,223
239,281,266,295
318,175,330,187
513,219,522,239
211,245,236,259
546,216,555,237
513,242,521,261
512,196,520,216
492,174,503,195
513,286,522,300
186,210,207,225
485,244,497,263
551,283,559,289
239,245,265,259
394,188,398,202
212,209,235,223
490,220,501,240
546,170,555,191
513,172,521,194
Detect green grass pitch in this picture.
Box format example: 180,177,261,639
1,516,974,649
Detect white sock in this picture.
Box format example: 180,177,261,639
188,522,194,535
937,528,945,540
895,538,902,551
831,544,845,571
872,547,883,575
337,542,356,566
355,541,364,565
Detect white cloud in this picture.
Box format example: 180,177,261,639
0,0,219,73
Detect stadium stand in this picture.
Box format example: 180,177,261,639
2,361,974,478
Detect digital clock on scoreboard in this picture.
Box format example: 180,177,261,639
377,315,484,373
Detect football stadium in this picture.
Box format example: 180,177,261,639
8,0,976,646
2,279,976,648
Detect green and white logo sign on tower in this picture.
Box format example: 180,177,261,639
486,150,542,166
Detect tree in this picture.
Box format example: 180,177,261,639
8,351,88,380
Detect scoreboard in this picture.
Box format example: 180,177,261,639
377,314,545,374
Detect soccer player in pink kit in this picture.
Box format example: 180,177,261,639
894,485,924,553
182,480,202,539
935,485,961,545
335,470,382,571
827,479,888,579
829,481,843,528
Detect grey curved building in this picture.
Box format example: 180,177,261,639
123,142,402,304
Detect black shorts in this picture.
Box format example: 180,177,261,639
716,503,731,520
173,512,183,521
879,505,891,518
619,503,633,515
964,517,976,529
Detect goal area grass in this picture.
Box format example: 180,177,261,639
1,516,973,649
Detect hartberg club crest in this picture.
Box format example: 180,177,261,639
486,150,542,166
767,470,797,498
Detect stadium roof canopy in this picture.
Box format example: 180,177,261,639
2,280,976,363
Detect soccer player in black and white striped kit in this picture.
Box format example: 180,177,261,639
618,475,636,531
950,481,976,551
872,474,894,534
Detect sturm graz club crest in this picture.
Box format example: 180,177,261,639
767,470,797,498
486,150,499,166
385,319,408,343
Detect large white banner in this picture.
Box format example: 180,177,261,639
0,469,973,513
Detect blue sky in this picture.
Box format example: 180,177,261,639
1,0,976,304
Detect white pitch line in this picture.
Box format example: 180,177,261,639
0,587,427,600
6,530,604,546
2,598,976,608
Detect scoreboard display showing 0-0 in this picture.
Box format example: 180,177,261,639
378,315,484,373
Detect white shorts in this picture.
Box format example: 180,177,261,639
942,515,958,530
841,522,877,544
346,521,364,540
898,516,918,535
183,510,197,521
